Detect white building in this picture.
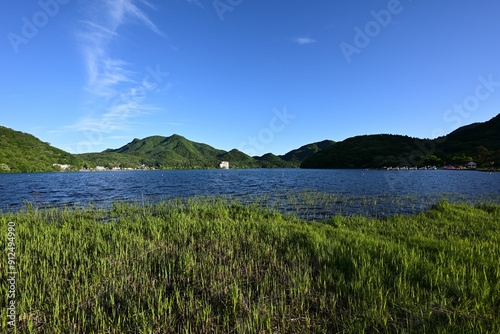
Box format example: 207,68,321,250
95,166,106,171
466,161,477,169
53,163,70,170
219,161,229,169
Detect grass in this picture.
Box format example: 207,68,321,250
1,194,499,333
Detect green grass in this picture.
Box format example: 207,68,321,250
1,194,499,333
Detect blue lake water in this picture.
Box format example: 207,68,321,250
0,169,499,217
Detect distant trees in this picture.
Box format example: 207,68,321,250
424,155,442,166
470,146,500,168
302,135,500,170
451,154,473,165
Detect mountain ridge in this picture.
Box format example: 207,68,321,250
81,134,333,170
302,113,500,169
0,113,498,173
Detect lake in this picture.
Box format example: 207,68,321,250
1,169,499,217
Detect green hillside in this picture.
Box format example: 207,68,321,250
217,149,260,169
88,135,284,169
102,134,225,169
0,126,83,173
79,134,328,170
301,135,429,169
255,153,293,168
302,113,500,169
280,140,335,166
5,113,497,172
442,114,500,149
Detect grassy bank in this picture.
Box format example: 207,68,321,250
1,195,499,333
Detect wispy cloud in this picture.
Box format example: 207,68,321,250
69,0,166,145
77,0,164,98
293,37,317,45
71,87,162,133
62,0,167,153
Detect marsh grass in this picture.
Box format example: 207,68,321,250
230,190,500,220
1,194,499,333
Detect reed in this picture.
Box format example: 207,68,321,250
1,193,499,333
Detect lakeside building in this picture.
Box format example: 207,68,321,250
53,163,70,170
466,161,477,169
219,161,229,169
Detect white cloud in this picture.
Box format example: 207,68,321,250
293,37,317,45
77,0,164,98
70,0,166,142
71,96,162,134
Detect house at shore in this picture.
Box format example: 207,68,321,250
466,161,477,169
219,161,229,169
95,166,106,171
53,163,70,170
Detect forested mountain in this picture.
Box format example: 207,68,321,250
437,113,500,153
0,126,84,173
255,153,293,168
218,149,260,169
78,135,329,170
302,114,500,169
279,140,335,167
104,134,226,169
0,126,332,172
301,135,428,169
2,113,498,173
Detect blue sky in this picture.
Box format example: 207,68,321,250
1,0,500,156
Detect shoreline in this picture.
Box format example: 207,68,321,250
1,166,499,175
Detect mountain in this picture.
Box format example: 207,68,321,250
255,153,292,168
280,140,335,166
82,134,226,169
301,134,427,169
110,135,226,158
302,113,500,169
5,113,497,173
218,149,260,169
81,135,282,169
0,126,84,173
78,134,327,170
437,113,500,153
